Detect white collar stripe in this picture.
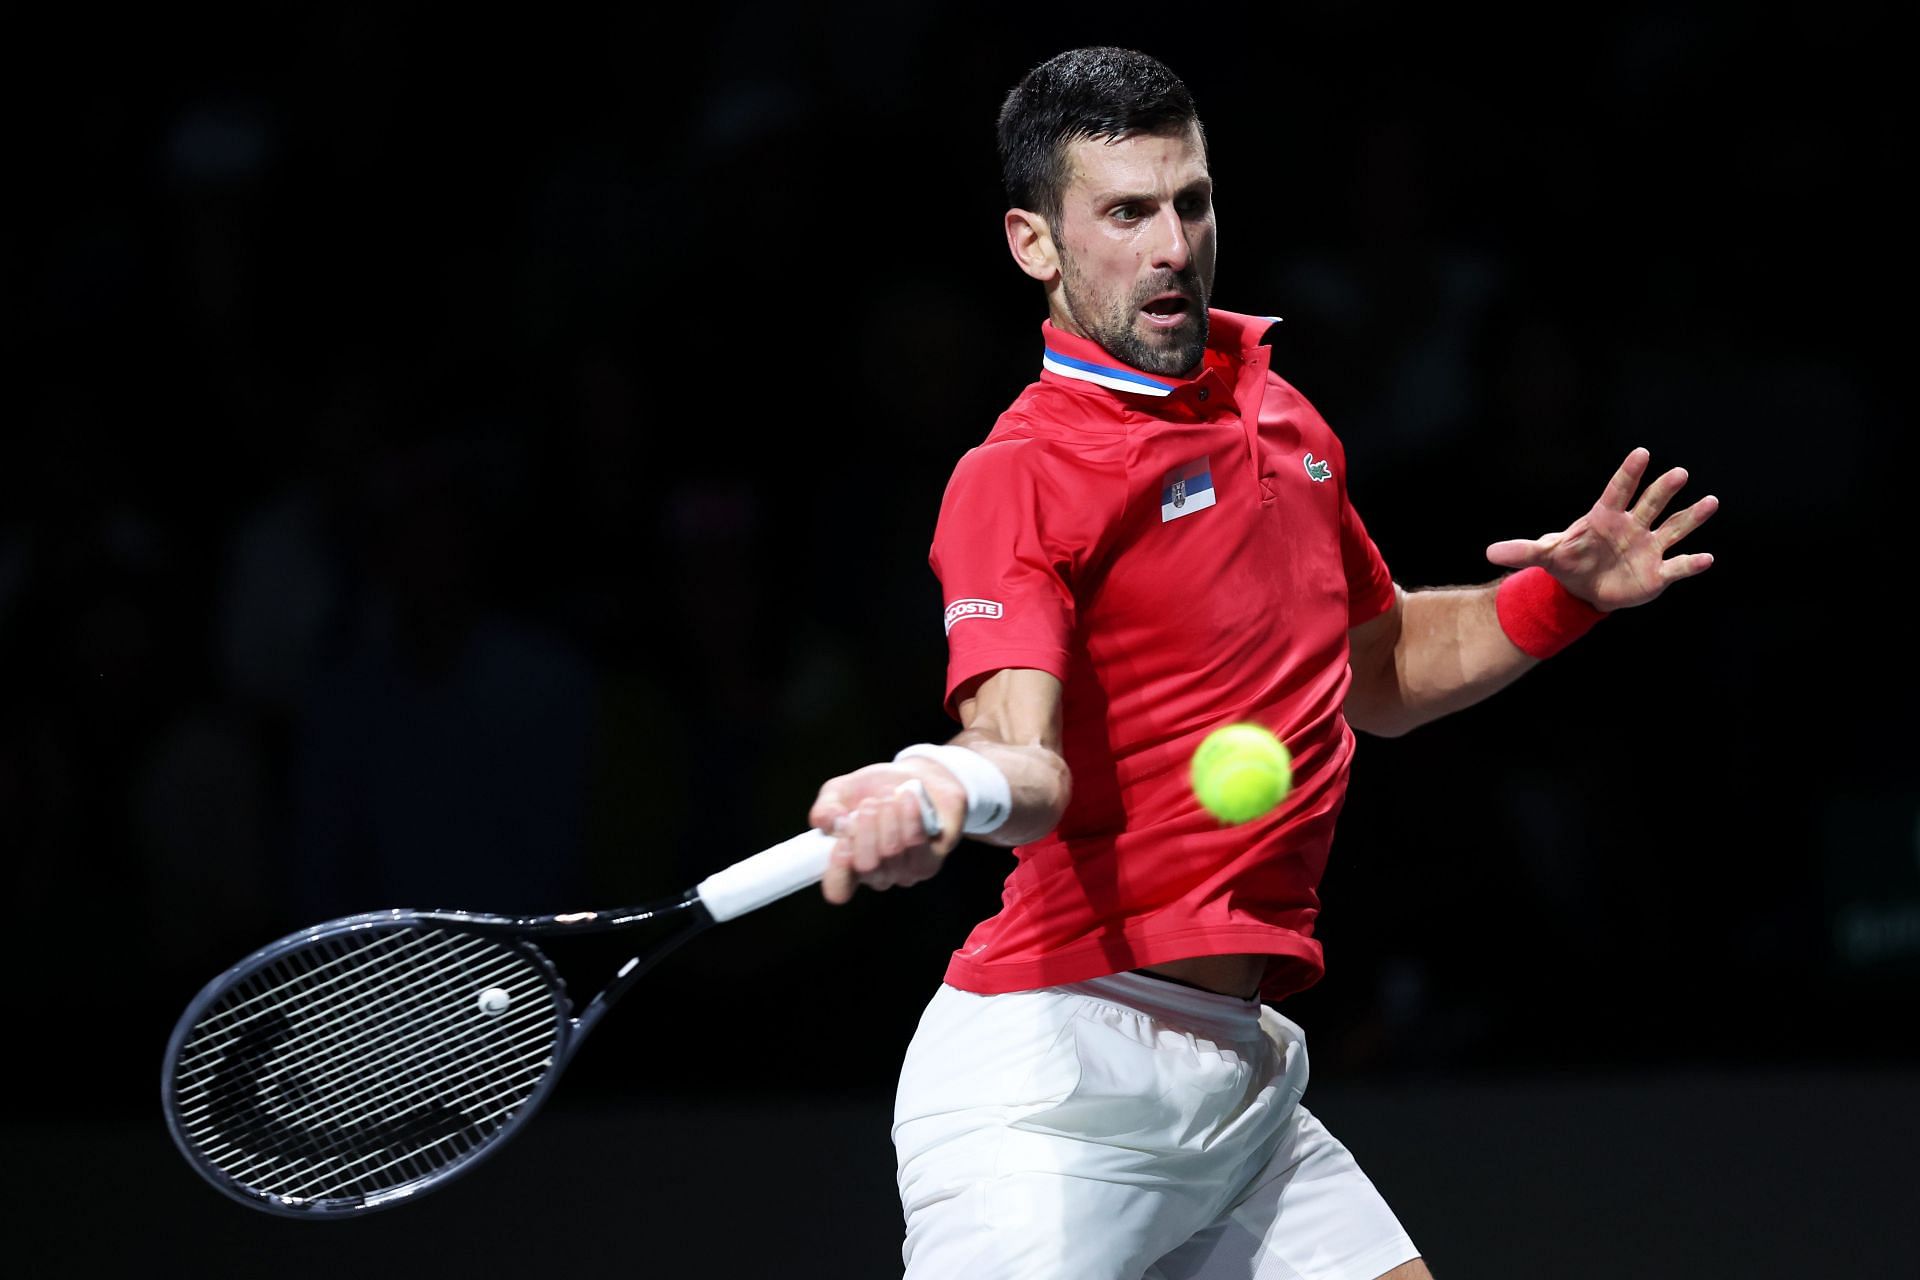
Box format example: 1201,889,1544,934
1041,353,1175,398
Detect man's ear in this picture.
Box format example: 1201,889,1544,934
1005,208,1060,283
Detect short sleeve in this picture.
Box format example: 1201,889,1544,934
929,437,1103,718
1340,490,1397,626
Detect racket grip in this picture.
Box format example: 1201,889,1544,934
695,829,835,922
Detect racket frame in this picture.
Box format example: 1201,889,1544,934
162,893,712,1218
164,819,914,1217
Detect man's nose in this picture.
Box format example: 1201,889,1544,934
1150,210,1192,273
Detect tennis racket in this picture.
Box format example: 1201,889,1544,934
162,787,937,1217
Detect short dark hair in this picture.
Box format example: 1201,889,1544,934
997,47,1201,226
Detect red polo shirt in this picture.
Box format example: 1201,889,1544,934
931,310,1397,1004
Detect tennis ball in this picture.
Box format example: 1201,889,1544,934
1191,723,1292,825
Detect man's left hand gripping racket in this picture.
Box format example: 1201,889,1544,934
162,787,937,1218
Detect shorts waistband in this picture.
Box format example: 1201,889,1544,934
1059,971,1265,1041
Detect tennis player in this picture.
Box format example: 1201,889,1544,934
809,47,1715,1280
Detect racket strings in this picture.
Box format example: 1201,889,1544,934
174,930,429,1048
205,954,543,1178
170,927,563,1206
180,936,529,1108
184,933,555,1198
176,932,499,1130
225,1029,553,1199
220,979,548,1142
174,932,502,1089
181,934,488,1182
216,1006,555,1179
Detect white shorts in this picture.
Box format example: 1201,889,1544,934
893,974,1419,1280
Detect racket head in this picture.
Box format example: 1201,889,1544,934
163,911,574,1217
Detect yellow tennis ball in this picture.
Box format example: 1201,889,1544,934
1191,723,1292,824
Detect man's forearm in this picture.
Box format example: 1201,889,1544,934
935,731,1071,846
1364,584,1539,737
900,666,1073,847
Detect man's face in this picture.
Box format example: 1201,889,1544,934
1052,124,1216,376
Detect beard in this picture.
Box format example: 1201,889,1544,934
1059,255,1211,377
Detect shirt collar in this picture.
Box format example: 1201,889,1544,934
1038,309,1282,399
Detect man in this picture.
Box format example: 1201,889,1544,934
809,47,1715,1280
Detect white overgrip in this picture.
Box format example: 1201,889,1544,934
695,829,835,923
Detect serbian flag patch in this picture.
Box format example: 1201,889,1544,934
1160,457,1216,522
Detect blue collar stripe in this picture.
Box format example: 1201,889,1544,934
1041,349,1176,397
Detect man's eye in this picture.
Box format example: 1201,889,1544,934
1111,205,1142,223
1176,195,1209,218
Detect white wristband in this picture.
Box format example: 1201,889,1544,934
893,743,1012,835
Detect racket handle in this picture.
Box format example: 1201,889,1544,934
695,829,835,922
695,781,942,922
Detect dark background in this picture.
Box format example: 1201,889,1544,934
6,2,1914,1275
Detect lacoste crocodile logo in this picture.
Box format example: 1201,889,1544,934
1302,453,1332,483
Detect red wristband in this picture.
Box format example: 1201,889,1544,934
1495,567,1606,659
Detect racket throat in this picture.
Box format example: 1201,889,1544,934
568,912,712,1046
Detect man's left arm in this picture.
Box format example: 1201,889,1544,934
1346,447,1718,738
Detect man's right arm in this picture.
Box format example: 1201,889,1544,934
811,667,1068,904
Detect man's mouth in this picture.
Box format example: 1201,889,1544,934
1140,294,1193,329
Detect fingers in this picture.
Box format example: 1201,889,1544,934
810,766,916,854
1631,465,1690,527
814,774,868,904
816,772,945,904
852,791,907,876
1486,538,1537,568
1485,532,1561,568
897,778,943,840
821,856,857,905
1659,550,1715,583
1654,493,1719,550
1598,447,1651,511
808,779,850,837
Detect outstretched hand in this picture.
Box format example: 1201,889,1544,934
1486,448,1717,610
